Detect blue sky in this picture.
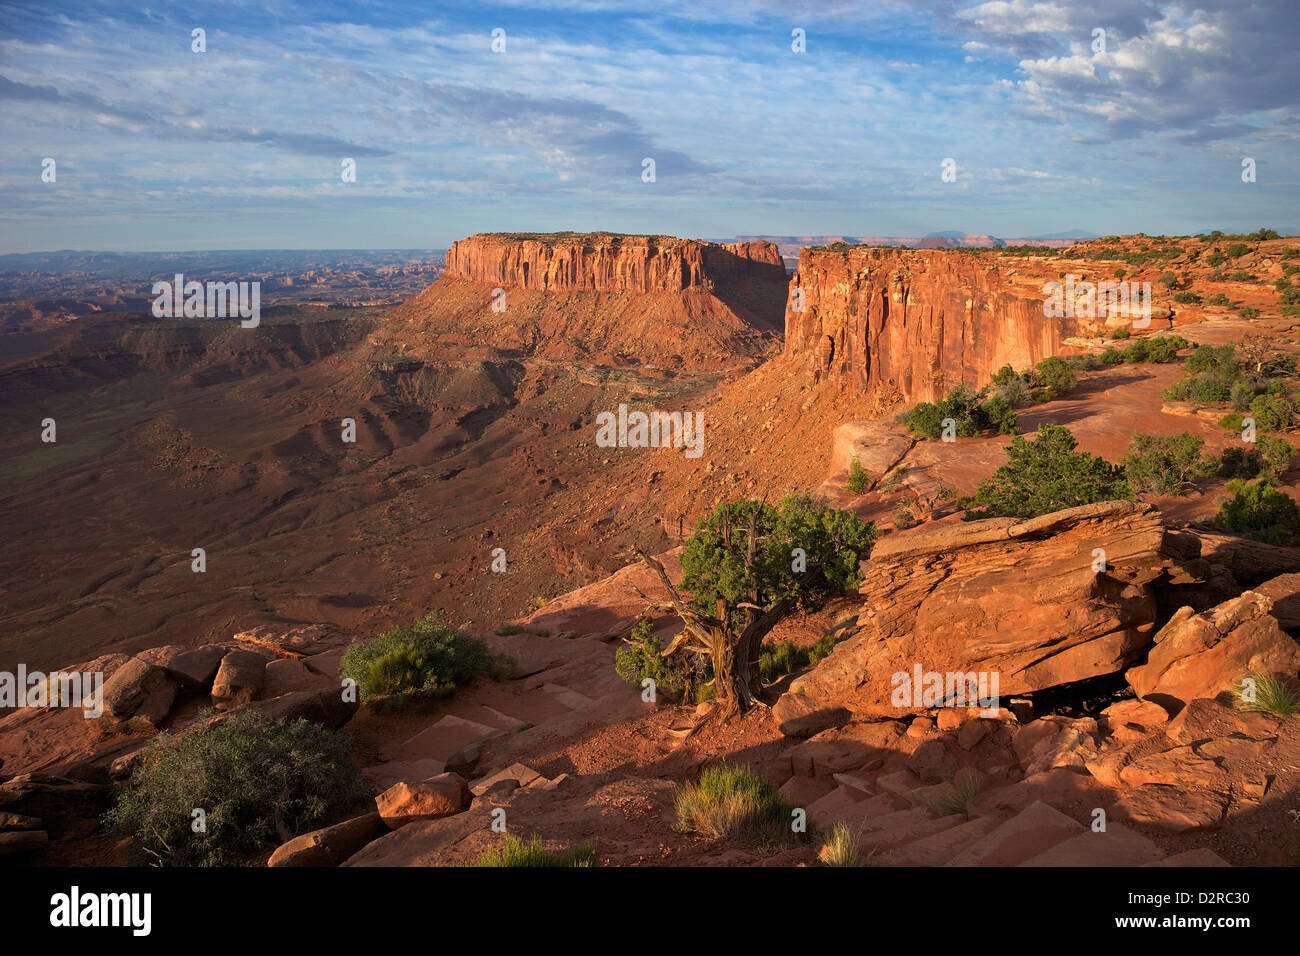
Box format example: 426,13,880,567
1,0,1297,252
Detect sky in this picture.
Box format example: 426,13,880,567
0,0,1297,252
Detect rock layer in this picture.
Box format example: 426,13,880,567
784,246,1100,401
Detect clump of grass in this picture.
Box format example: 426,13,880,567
472,833,596,867
925,768,985,818
495,623,549,637
819,822,871,866
675,763,795,842
1231,672,1300,718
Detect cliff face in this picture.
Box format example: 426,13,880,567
445,233,785,297
784,247,1084,402
382,233,788,372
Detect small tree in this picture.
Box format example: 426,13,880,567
845,455,868,494
635,496,877,722
972,424,1131,518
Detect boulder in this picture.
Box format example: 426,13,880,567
772,692,848,738
137,644,225,690
1112,785,1228,832
254,687,357,730
376,773,469,828
268,812,386,867
1126,593,1300,710
211,650,268,710
98,657,177,729
790,502,1184,720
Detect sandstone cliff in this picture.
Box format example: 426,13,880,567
785,246,1088,402
379,233,788,372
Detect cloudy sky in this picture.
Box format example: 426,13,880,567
1,0,1296,252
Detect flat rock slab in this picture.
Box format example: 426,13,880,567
885,814,1001,866
1112,785,1228,832
1017,823,1165,866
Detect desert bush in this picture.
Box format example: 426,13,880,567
892,507,919,530
472,834,596,867
1249,392,1296,431
1157,271,1178,288
1172,291,1201,304
1206,293,1233,307
1143,335,1187,363
1205,252,1227,267
1099,346,1124,365
1121,339,1150,363
1122,433,1216,495
1225,243,1251,258
1031,356,1076,398
1218,446,1262,480
1258,434,1297,481
904,383,1000,440
971,424,1131,519
845,455,868,494
1219,412,1246,432
983,395,1018,435
104,708,368,866
993,374,1034,409
1216,479,1300,545
615,618,709,702
675,763,795,842
340,612,510,704
808,631,846,664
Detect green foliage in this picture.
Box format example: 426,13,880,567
923,768,985,818
808,631,846,664
1249,392,1296,431
674,763,796,842
983,394,1019,435
1216,479,1300,545
1111,328,1131,339
1143,335,1188,363
758,640,809,684
104,708,368,866
845,455,868,494
1099,346,1124,365
1113,268,1126,279
1172,291,1201,304
1163,345,1242,404
1248,228,1281,241
1121,432,1215,495
1206,293,1233,307
1031,356,1077,398
1204,252,1227,267
972,425,1130,519
615,618,707,702
1258,435,1297,481
472,834,597,867
993,373,1034,409
904,382,1006,439
1239,306,1261,319
1157,271,1178,288
339,612,510,704
1219,412,1246,431
680,496,877,628
1227,270,1253,281
1225,243,1251,258
1217,446,1261,480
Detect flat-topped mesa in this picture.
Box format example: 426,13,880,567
445,232,785,295
784,245,1091,403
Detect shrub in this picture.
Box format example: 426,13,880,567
1186,346,1239,378
1225,243,1250,258
1219,412,1246,432
615,618,707,702
1229,380,1259,411
1157,271,1178,288
972,424,1131,519
983,395,1018,435
807,631,846,664
1031,356,1076,398
989,364,1022,387
1216,479,1300,545
1113,268,1126,279
845,455,868,494
1218,446,1262,480
905,383,1003,440
1205,252,1227,267
1231,673,1300,718
340,612,510,704
1111,328,1131,339
104,708,368,866
994,374,1034,409
903,401,945,440
1143,336,1187,363
1206,293,1233,307
675,763,795,842
1258,434,1297,481
1249,392,1296,431
1121,339,1150,363
1172,291,1201,304
1122,433,1216,495
472,834,597,867
1227,270,1252,282
1099,346,1124,365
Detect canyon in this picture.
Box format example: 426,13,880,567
1,230,1299,870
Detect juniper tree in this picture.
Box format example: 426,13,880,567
635,495,877,722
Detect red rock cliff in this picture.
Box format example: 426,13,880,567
784,246,1085,402
445,233,785,295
